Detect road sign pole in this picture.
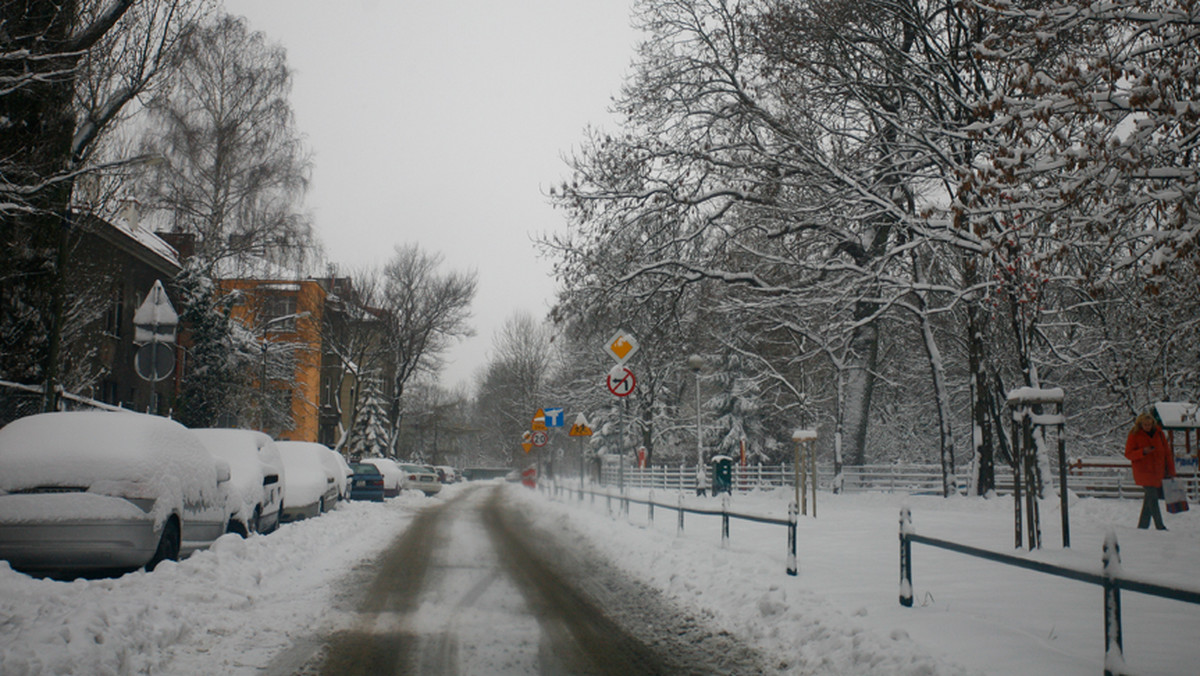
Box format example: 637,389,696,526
151,340,158,415
619,396,628,492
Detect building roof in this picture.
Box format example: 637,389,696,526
211,254,308,282
78,211,182,278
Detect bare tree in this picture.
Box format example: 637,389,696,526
132,12,315,272
379,243,476,454
318,268,390,452
475,311,555,467
399,379,473,465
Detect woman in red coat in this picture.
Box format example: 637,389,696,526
1124,412,1176,530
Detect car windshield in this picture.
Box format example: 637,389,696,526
352,464,382,476
400,464,427,474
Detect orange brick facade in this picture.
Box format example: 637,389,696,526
218,278,327,443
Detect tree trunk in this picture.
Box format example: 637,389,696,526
916,294,956,497
970,334,995,496
832,366,847,494
841,319,879,467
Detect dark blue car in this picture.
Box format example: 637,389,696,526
349,463,386,502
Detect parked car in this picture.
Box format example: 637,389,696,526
433,465,459,484
400,463,442,496
0,411,231,576
191,429,285,536
348,463,386,501
313,445,352,502
275,441,339,522
359,457,403,498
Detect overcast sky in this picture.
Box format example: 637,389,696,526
220,0,640,391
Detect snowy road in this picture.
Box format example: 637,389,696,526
281,484,767,675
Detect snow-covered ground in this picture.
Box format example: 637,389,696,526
1,481,1197,675
522,482,1200,676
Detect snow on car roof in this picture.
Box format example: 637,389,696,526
0,411,214,493
193,429,275,478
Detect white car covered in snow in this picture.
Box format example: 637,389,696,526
400,463,442,496
191,429,285,536
316,445,353,502
0,411,231,575
275,441,340,521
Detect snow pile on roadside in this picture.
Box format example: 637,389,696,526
0,490,436,675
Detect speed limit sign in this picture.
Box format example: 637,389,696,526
531,430,549,447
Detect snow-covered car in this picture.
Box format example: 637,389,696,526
317,446,353,501
275,441,339,522
191,429,285,536
400,463,442,496
433,465,459,484
0,411,231,575
359,457,403,498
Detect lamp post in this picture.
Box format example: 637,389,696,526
688,354,705,467
258,310,309,431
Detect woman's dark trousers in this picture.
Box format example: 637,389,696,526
1137,486,1166,530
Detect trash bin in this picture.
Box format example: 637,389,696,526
711,455,733,495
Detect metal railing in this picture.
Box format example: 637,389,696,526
1,379,125,427
899,508,1200,675
541,481,800,576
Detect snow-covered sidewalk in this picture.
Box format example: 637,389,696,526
0,491,431,675
514,483,1200,676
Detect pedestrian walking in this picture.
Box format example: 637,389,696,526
1124,412,1176,530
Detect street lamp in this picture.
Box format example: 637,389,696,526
259,311,310,431
688,354,705,467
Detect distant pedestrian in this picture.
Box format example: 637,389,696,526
1124,412,1176,530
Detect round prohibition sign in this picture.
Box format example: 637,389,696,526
531,430,549,447
606,366,637,397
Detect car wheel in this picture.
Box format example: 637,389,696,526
146,517,180,571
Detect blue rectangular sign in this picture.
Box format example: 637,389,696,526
544,407,564,427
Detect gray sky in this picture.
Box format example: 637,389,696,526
221,0,639,390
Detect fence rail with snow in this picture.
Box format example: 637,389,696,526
541,482,800,576
898,507,1200,676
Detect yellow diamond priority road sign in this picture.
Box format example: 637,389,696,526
604,329,639,364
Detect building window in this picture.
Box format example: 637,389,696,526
102,288,123,337
100,380,119,405
319,425,337,447
262,295,298,333
321,374,336,408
